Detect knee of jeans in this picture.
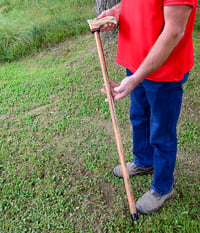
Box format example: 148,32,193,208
130,113,149,128
150,134,177,152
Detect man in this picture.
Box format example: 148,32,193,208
98,0,197,214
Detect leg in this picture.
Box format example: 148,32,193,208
113,69,154,178
144,79,184,194
129,70,154,168
136,78,185,214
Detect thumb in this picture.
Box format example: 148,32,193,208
113,86,123,93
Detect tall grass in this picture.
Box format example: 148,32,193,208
0,0,95,62
194,4,200,34
0,1,199,62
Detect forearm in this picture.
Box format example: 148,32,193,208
112,31,185,101
132,5,192,85
133,29,183,85
111,2,121,15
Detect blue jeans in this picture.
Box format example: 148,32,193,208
127,69,189,195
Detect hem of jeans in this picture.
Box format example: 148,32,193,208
151,185,173,195
133,159,153,169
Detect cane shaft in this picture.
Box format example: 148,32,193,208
94,32,137,215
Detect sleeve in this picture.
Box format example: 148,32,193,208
164,0,197,7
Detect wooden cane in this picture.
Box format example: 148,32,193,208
87,16,138,221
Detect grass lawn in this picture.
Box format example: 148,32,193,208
0,3,199,233
0,0,95,62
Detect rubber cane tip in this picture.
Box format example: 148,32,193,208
131,213,139,221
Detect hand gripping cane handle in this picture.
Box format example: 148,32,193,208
87,16,138,221
87,16,117,32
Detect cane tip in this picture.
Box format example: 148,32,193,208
131,213,139,221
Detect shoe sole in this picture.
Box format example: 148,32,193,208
113,170,153,179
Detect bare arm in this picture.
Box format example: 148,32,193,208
112,5,193,101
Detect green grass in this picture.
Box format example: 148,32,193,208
0,3,199,233
194,4,200,33
0,0,95,62
0,32,199,232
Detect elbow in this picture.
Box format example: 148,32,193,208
162,28,185,47
170,27,186,44
175,30,185,42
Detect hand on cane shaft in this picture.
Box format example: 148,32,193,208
101,75,138,101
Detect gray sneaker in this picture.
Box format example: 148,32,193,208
136,189,175,215
113,162,153,178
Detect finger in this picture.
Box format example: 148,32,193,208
102,88,115,98
113,84,129,94
105,24,116,32
100,23,116,32
113,85,130,100
113,86,123,93
113,93,126,101
108,23,116,29
102,83,115,91
109,80,120,87
105,23,113,31
100,24,109,32
101,88,106,94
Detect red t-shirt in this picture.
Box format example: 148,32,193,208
116,0,197,82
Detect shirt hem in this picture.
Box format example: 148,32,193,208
116,58,194,82
164,1,196,7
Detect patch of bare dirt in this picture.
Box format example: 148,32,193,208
82,115,114,137
99,180,115,207
25,105,49,116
